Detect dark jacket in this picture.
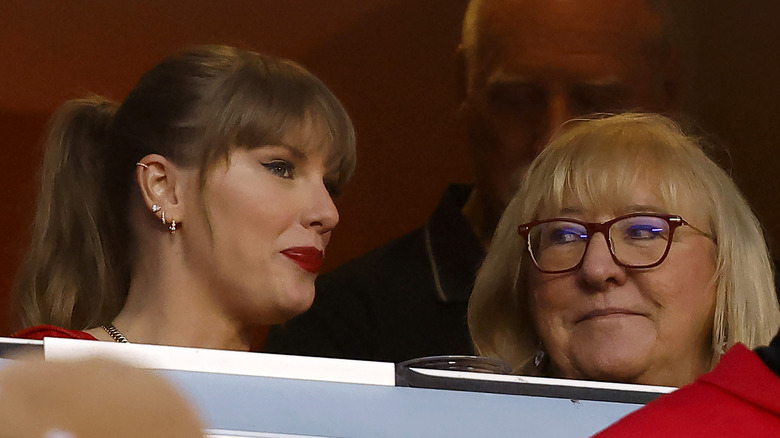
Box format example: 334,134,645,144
264,185,484,362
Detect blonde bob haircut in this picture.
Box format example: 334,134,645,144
468,113,780,375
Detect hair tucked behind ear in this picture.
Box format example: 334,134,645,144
16,96,129,329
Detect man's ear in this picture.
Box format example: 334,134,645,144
135,154,187,225
455,44,470,110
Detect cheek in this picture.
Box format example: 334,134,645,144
469,91,538,152
481,111,537,155
208,177,286,229
624,66,668,104
635,250,718,329
201,185,291,269
673,265,717,322
528,272,567,333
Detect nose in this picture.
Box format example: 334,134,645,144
303,180,339,235
546,86,574,138
577,232,627,291
533,86,573,156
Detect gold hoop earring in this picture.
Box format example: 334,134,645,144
169,220,178,234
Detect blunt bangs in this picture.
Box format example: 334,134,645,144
193,47,356,190
523,115,716,230
470,112,779,376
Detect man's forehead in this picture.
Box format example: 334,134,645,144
475,0,665,58
470,0,667,85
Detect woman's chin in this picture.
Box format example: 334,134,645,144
566,341,656,384
575,361,646,384
276,284,317,320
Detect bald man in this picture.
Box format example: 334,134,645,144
265,0,680,363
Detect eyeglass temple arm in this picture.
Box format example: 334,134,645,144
675,217,714,241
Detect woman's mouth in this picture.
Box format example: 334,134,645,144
281,247,324,273
577,308,644,323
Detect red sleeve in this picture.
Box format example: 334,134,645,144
12,325,98,341
593,345,780,437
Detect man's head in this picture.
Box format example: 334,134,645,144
458,0,678,234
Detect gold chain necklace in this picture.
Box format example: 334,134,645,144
101,324,130,343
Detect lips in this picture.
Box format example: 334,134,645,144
281,247,324,274
577,308,644,323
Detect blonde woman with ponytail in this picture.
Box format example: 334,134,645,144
13,45,356,350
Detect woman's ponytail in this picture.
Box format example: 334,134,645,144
16,96,127,329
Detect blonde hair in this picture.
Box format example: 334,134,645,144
468,113,780,374
16,45,356,330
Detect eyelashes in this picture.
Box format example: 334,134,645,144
262,159,342,199
262,160,294,179
325,180,342,199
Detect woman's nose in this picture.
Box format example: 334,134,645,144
303,181,339,234
577,232,627,290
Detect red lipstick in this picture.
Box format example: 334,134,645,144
281,247,324,273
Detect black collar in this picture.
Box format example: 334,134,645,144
424,185,486,303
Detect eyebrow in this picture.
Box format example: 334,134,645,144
260,143,307,160
258,142,346,180
558,207,584,216
486,75,533,89
486,72,627,89
621,204,668,214
557,204,668,217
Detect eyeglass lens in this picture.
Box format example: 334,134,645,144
528,215,671,272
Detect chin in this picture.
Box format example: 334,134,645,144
276,283,317,320
570,327,660,380
571,345,654,384
581,363,645,384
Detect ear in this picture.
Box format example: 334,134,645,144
135,154,188,226
455,43,470,111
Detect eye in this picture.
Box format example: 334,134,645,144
624,224,665,240
548,226,587,245
486,82,546,115
571,84,627,115
324,180,342,199
262,160,294,179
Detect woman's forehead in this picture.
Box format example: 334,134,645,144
537,178,700,220
277,113,330,149
298,121,357,184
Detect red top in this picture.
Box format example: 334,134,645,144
594,344,780,437
12,324,98,341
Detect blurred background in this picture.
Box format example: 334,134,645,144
2,0,779,336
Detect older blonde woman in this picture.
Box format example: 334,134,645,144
469,113,780,387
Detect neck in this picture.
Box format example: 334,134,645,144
107,246,253,351
110,300,252,351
